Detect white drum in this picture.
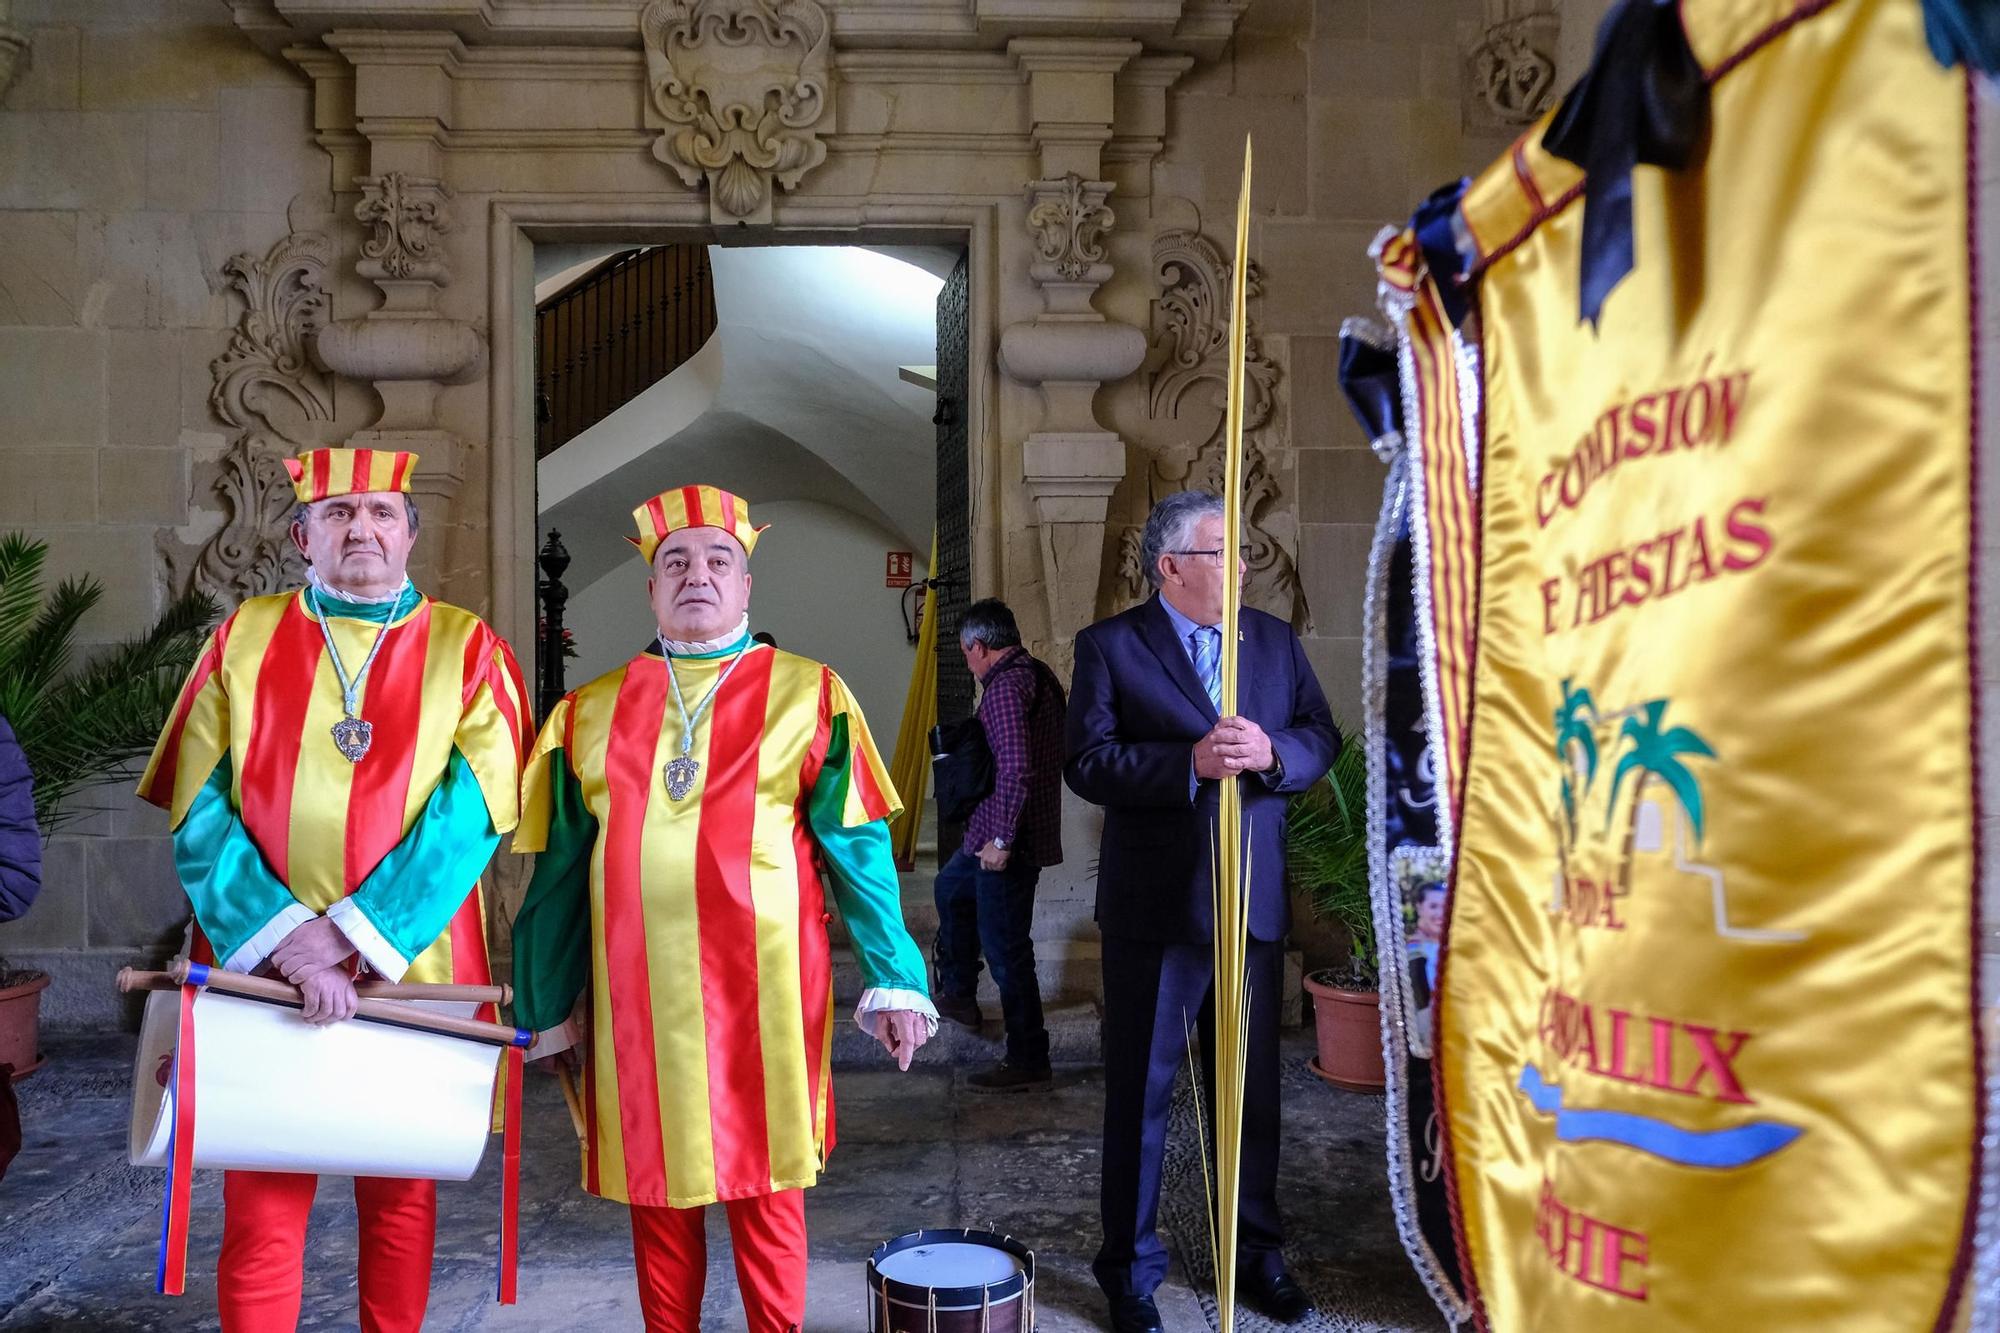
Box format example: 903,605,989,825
129,987,504,1180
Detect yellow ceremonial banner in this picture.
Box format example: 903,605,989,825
1438,0,1979,1328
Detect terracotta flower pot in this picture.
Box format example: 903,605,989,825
1303,971,1384,1091
0,971,50,1080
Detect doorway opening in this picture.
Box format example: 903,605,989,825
523,237,973,782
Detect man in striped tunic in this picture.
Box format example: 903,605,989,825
510,485,936,1333
137,447,530,1331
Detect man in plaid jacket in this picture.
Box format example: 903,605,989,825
932,598,1065,1091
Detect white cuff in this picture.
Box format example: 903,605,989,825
221,902,317,974
325,897,410,982
854,986,939,1038
526,1014,583,1062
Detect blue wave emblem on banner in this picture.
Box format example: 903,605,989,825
1517,1066,1802,1169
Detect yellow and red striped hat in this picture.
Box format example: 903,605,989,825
628,485,768,565
283,447,419,504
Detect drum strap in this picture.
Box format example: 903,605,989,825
495,1042,524,1304
154,974,202,1296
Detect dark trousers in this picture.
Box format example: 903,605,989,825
932,849,1050,1068
1094,935,1286,1301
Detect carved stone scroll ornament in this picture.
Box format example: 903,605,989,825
175,231,335,603
639,0,835,224
1468,11,1559,127
354,173,452,282
1124,228,1307,632
1027,175,1114,284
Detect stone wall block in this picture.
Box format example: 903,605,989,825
0,447,97,524
1250,218,1382,336
0,840,88,950
0,210,86,324
217,85,321,215
3,22,77,111
1231,27,1306,99
0,109,148,212
143,108,219,213
0,327,106,442
32,525,156,639
85,835,186,950
1298,521,1374,641
97,210,219,329
1308,94,1415,222
1176,94,1306,215
1303,631,1363,726
1298,448,1389,525
99,447,188,524
1286,332,1373,449
1309,34,1427,101
106,328,183,447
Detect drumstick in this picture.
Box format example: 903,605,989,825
556,1065,587,1141
117,965,529,1048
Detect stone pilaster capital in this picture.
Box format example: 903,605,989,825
1025,174,1116,293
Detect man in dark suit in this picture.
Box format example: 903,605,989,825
1067,490,1340,1333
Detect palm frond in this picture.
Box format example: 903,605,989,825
0,533,48,664
1287,735,1375,980
0,577,101,722
0,535,223,835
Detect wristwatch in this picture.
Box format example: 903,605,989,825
991,836,1010,850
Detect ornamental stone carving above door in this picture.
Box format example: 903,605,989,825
640,0,836,224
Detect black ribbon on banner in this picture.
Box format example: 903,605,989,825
1541,0,1708,327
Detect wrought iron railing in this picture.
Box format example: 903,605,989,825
534,245,717,458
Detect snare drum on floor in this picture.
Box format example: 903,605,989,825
867,1229,1035,1333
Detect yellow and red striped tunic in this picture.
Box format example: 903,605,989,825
137,589,529,984
514,647,902,1208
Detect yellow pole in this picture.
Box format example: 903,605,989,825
1210,133,1254,1333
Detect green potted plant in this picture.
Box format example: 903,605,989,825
1289,737,1385,1091
0,535,218,1078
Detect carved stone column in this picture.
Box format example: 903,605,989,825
1000,174,1147,643
312,171,480,586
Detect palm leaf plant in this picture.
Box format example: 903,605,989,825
0,533,221,840
1287,734,1374,988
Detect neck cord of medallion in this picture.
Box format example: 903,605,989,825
655,631,754,801
311,576,414,762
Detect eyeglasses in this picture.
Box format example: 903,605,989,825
1167,545,1252,563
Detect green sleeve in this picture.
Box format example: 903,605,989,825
510,754,597,1032
327,748,501,979
809,715,929,994
172,757,312,971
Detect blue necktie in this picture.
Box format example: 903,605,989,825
1190,627,1221,711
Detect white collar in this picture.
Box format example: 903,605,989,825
658,613,751,657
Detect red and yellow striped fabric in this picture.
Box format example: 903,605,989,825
515,648,898,1207
283,447,418,504
137,590,529,984
625,484,770,567
1378,231,1481,845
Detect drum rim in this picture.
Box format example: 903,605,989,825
866,1227,1035,1308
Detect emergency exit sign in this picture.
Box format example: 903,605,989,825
885,552,913,587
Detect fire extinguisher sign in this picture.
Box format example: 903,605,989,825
885,552,913,588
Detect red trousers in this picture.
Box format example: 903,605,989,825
630,1190,807,1333
217,1170,435,1333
